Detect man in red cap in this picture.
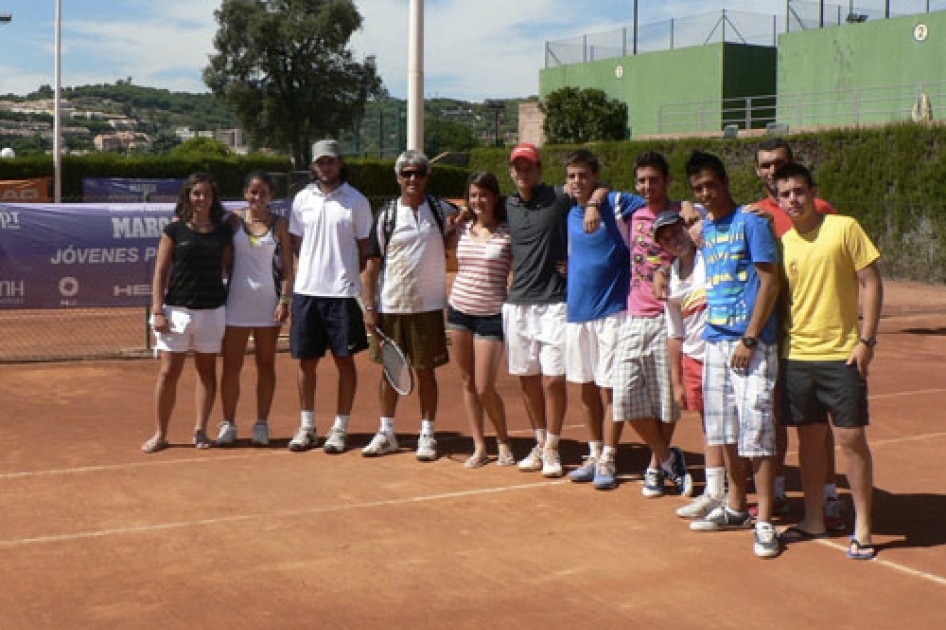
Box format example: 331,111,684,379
503,143,607,477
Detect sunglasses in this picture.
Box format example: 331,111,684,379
399,169,427,179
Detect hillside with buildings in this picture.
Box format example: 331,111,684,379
0,82,529,160
0,82,242,156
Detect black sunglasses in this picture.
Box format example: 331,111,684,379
399,169,427,179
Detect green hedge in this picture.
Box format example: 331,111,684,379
3,124,945,281
470,123,946,282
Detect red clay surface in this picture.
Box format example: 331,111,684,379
1,280,945,629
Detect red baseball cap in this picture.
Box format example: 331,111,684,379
509,143,541,164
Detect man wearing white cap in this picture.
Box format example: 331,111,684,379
287,139,373,454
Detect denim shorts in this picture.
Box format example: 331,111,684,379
447,305,504,341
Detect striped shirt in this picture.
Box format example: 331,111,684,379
449,221,513,317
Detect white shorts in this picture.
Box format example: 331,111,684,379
702,339,778,458
153,305,226,354
502,302,567,377
612,314,679,423
565,311,626,387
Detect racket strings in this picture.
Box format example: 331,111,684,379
381,342,411,394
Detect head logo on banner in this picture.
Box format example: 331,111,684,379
0,178,52,203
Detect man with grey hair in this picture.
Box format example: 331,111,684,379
361,149,458,461
286,139,373,454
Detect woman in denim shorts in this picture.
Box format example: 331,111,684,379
447,172,515,468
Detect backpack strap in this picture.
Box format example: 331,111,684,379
425,195,447,236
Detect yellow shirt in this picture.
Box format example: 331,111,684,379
782,214,880,361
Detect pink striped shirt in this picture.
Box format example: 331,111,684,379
449,221,513,316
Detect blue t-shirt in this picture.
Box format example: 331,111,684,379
702,208,779,343
567,191,645,323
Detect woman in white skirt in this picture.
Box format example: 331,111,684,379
216,171,294,446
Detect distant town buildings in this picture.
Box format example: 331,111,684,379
0,98,248,155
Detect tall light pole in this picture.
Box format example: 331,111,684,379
54,0,63,203
407,0,424,151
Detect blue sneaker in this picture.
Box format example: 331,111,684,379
569,456,597,483
593,458,617,490
666,446,695,497
642,468,665,497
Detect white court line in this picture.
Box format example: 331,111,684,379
0,451,286,480
0,479,565,548
813,539,946,588
870,388,946,400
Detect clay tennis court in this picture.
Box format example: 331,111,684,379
1,280,944,629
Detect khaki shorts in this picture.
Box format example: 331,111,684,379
369,310,449,370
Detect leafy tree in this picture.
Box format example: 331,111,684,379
204,0,384,168
171,137,231,157
542,87,628,144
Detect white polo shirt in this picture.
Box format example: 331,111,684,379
290,182,372,297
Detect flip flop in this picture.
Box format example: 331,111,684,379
780,525,828,543
141,437,169,454
847,537,876,560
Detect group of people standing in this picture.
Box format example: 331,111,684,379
141,137,882,562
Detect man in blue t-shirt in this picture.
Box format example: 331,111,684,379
685,151,782,559
561,149,645,486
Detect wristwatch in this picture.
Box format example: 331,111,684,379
741,336,758,349
859,336,877,348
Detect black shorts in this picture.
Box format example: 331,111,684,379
780,359,869,428
290,295,368,359
446,306,504,341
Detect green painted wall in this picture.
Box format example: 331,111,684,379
539,43,776,137
778,12,946,126
722,45,778,128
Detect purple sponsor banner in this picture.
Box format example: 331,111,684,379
82,178,187,203
0,201,243,310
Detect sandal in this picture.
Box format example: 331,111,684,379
141,437,169,454
464,454,489,469
780,525,828,544
194,430,212,450
847,537,876,560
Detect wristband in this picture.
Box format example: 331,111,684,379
278,295,291,306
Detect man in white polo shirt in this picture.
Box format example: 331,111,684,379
287,139,373,454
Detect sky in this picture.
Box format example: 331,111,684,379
0,1,932,102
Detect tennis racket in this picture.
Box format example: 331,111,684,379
357,296,414,395
374,326,414,396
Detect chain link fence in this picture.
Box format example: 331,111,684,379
546,2,946,68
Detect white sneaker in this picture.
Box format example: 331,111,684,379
323,427,347,454
517,445,543,472
416,433,438,462
215,421,237,446
676,493,725,520
541,448,563,478
754,522,781,558
362,431,399,457
251,422,270,446
288,427,317,452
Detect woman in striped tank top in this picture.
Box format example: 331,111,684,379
447,172,514,468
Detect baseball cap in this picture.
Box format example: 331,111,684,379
509,143,541,164
312,139,342,162
652,210,684,239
